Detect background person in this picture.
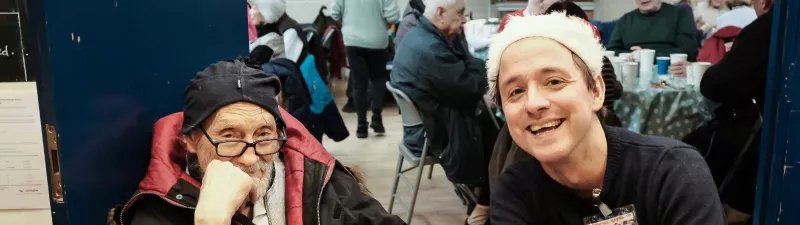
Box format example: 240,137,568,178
607,0,699,60
330,0,400,138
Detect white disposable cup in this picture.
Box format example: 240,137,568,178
622,62,639,89
610,57,624,79
618,53,633,62
604,51,616,59
670,53,688,64
691,62,712,87
639,49,656,73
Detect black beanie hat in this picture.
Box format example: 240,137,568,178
181,59,283,134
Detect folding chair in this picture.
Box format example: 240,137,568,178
385,82,437,224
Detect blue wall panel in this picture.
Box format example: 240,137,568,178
755,0,800,224
32,0,249,224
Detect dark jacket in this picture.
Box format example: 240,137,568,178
252,15,349,143
390,16,489,185
691,9,773,214
270,59,349,143
109,109,403,225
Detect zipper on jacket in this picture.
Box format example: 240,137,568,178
119,192,196,225
316,168,329,225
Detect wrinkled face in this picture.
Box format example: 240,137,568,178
436,0,466,40
186,102,279,199
634,0,663,14
497,38,605,163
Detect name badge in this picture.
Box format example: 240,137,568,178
582,204,638,225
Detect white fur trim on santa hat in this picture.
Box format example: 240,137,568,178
486,11,605,101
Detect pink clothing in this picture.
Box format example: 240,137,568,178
248,6,257,41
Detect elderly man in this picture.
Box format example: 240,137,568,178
497,0,561,32
487,12,725,224
110,59,404,225
607,0,698,60
390,0,497,224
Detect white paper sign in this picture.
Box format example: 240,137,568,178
0,82,51,209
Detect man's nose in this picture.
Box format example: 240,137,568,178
235,146,259,167
524,87,550,114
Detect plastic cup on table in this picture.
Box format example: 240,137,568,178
689,62,712,89
639,49,656,74
669,53,688,64
604,51,616,59
618,53,633,62
656,57,670,75
610,57,624,81
622,62,639,89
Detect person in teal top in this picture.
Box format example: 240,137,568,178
330,0,400,138
607,0,698,61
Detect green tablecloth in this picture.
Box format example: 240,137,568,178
614,87,714,140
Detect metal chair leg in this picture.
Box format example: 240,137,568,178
427,164,434,179
388,153,404,214
405,142,429,225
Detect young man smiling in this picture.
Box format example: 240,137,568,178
486,13,725,225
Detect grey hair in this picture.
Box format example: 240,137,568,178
423,0,458,18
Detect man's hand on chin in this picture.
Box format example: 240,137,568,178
194,160,258,225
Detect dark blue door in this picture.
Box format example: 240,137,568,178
24,0,249,224
754,0,800,224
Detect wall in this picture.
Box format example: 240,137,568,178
285,0,491,23
0,209,53,225
594,0,637,21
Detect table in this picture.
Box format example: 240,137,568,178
614,81,715,140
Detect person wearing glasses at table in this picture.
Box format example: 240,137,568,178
110,59,404,225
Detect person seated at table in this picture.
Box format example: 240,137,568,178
497,0,560,32
488,1,625,189
391,0,499,224
712,0,758,34
486,12,725,225
674,0,773,223
111,58,405,225
607,0,698,61
694,0,730,35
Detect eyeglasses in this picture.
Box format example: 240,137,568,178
199,126,287,157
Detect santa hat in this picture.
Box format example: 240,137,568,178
486,11,604,101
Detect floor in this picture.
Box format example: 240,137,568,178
320,78,469,225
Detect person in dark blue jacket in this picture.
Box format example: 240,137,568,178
390,0,499,224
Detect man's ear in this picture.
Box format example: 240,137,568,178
183,134,198,154
591,73,606,111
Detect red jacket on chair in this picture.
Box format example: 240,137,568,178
698,26,742,64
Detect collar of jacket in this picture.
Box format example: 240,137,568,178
417,16,460,53
117,107,336,225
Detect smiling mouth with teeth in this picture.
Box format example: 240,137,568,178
529,119,565,135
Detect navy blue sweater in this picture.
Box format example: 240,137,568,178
490,126,725,225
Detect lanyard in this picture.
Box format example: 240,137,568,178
591,188,613,217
